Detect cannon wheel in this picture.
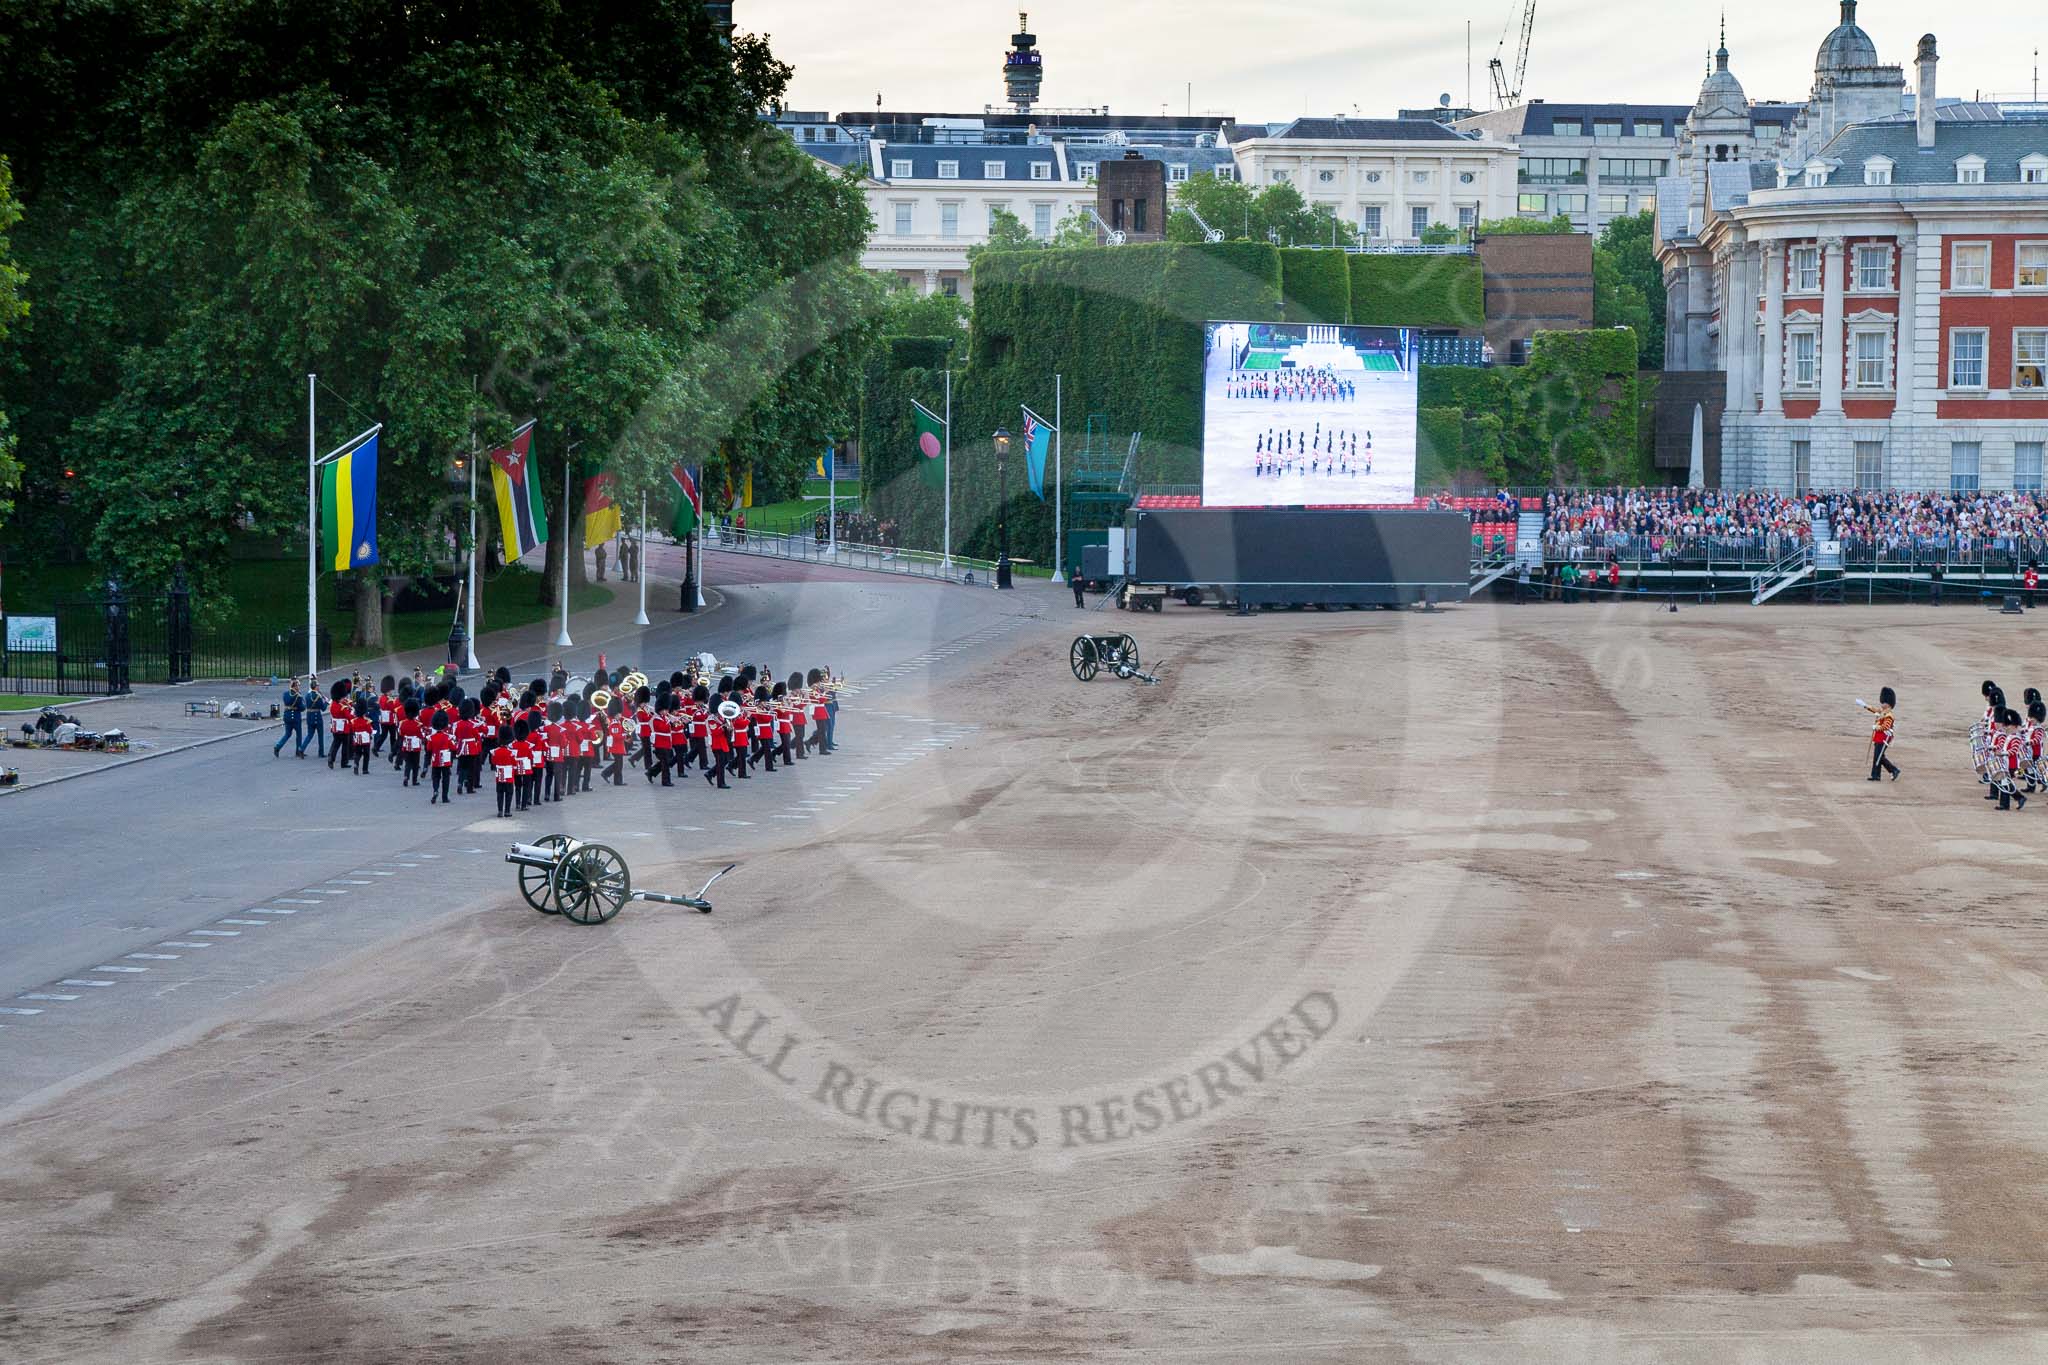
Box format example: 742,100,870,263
1070,637,1100,682
520,833,573,915
1102,635,1139,672
553,843,633,925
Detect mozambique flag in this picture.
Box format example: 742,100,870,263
487,420,547,561
912,400,946,489
320,432,380,572
668,462,701,540
582,466,622,548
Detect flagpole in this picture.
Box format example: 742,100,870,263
942,368,953,570
306,373,317,680
464,382,481,672
694,481,706,608
634,491,650,627
1051,372,1065,584
555,451,574,648
828,443,837,557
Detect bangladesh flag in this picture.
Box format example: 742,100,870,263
487,420,547,561
668,462,701,539
912,400,946,489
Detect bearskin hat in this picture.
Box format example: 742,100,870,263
1879,686,1896,707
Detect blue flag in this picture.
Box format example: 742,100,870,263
1021,407,1054,502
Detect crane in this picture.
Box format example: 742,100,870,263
1488,0,1537,109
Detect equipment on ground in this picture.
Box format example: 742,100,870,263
507,834,736,925
1118,583,1167,613
1070,633,1159,685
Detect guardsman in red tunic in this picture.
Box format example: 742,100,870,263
752,689,778,772
2028,562,2040,609
425,711,457,804
398,701,426,787
455,700,485,795
375,677,399,762
650,702,676,787
491,731,518,817
348,705,375,775
328,680,354,772
1998,710,2029,812
705,699,732,789
686,685,712,773
604,699,629,786
635,689,657,779
1860,686,1898,782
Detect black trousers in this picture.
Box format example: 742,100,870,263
1869,740,1898,780
497,781,514,816
430,765,451,802
655,748,673,785
706,751,729,788
403,750,421,786
606,753,625,785
353,743,371,774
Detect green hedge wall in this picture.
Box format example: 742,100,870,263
1349,253,1484,329
1278,248,1352,325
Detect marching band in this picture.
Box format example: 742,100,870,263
296,657,843,818
1966,680,2044,812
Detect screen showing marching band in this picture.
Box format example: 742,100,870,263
1201,321,1420,508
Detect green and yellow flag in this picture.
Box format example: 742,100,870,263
320,433,380,571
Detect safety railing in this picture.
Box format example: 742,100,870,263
710,528,1003,585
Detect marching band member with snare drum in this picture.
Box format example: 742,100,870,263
1860,687,1899,782
425,710,457,804
2026,700,2047,794
1997,710,2029,812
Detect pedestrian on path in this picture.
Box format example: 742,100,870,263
595,542,608,582
274,678,304,757
1072,573,1086,608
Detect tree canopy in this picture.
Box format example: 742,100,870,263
1594,210,1667,368
0,1,877,637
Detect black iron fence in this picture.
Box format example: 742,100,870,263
2,579,331,696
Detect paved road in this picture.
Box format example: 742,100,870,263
0,566,1059,1114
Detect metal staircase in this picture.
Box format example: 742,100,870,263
1514,511,1546,569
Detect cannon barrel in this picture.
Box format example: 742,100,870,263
507,839,580,869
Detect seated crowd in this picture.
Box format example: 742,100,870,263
1539,488,2048,561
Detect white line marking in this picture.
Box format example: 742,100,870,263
130,953,181,960
327,879,372,885
20,993,79,1002
191,930,241,937
276,898,321,905
418,853,442,858
301,888,346,895
0,1007,44,1016
773,815,810,821
674,826,706,832
60,980,115,988
94,966,149,973
158,943,209,950
218,919,268,926
247,908,297,915
719,820,756,826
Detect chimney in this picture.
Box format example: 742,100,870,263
1917,35,1939,149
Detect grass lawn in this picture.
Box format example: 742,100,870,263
0,693,85,711
5,559,611,664
800,479,860,499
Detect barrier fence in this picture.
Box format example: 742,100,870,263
707,526,1004,585
3,587,332,696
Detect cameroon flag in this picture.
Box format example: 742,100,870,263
487,420,547,561
582,466,622,548
320,432,380,571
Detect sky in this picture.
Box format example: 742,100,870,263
744,2,2041,121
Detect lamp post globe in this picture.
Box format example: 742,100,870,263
992,428,1013,589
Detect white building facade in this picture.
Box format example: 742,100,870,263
1658,4,2048,491
856,139,1096,299
1227,118,1520,243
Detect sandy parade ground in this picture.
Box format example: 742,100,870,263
7,596,2048,1363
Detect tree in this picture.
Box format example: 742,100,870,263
876,279,969,339
969,206,1041,260
1475,214,1576,236
1252,181,1321,246
0,156,25,537
1594,210,1666,368
1166,171,1256,243
1418,222,1464,246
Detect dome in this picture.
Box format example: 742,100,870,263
1816,1,1879,76
1695,43,1747,120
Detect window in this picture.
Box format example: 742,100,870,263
1631,120,1663,138
1957,156,1986,185
1597,158,1668,182
1598,194,1629,214
1790,331,1819,389
1852,328,1890,389
1804,165,1828,188
937,160,959,179
1953,242,1991,290
824,127,838,142
1951,442,1982,493
1032,202,1052,237
940,276,958,297
1170,164,1189,182
891,201,913,235
2018,245,2048,289
1551,119,1583,137
2024,155,2048,184
1362,206,1383,238
1214,166,1235,182
1365,170,1382,183
1133,198,1147,234
984,161,1006,179
1410,206,1430,238
1317,169,1335,183
1030,162,1052,181
1273,169,1290,182
1076,163,1096,182
2016,330,2048,390
1519,157,1586,184
939,201,960,239
1791,440,1812,493
2018,442,2046,492
1864,158,1893,186
1518,192,1549,214
986,200,1009,227
1594,119,1624,139
1950,329,1989,390
1855,440,1886,490
890,159,913,178
1791,246,1820,292
799,127,813,142
1459,204,1478,230
1459,171,1477,185
1854,244,1892,291
1412,170,1430,185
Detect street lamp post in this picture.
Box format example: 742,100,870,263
992,428,1013,589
